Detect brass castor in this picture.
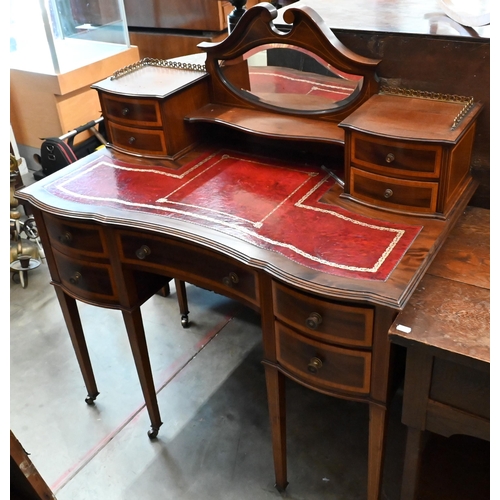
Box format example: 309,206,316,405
181,314,190,328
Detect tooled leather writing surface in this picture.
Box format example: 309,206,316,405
44,150,422,281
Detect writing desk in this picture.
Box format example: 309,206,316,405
15,4,485,499
389,206,489,499
17,144,475,500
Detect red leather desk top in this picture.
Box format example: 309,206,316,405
45,150,421,281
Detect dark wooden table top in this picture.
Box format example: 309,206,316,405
389,206,490,364
276,0,490,39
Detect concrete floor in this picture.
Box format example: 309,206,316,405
10,211,489,499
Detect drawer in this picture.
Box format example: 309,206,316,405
108,122,168,156
351,132,442,178
118,231,259,307
101,94,162,127
52,249,118,304
430,357,489,418
276,323,371,395
272,281,373,347
43,214,108,258
349,167,438,214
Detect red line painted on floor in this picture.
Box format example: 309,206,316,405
50,308,241,494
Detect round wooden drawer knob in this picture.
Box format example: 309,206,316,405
385,153,395,163
58,231,72,244
307,357,323,374
135,245,151,260
69,272,82,285
305,312,322,330
222,272,239,287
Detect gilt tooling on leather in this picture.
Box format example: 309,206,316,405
45,151,422,281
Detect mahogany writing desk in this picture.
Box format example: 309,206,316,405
389,206,489,499
16,145,476,499
15,4,485,500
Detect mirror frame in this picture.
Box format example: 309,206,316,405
198,3,381,122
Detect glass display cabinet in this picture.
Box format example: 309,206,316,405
10,0,130,74
10,0,139,164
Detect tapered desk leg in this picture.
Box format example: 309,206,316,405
54,287,99,404
174,279,190,328
400,427,426,500
121,307,163,438
264,364,288,492
368,403,388,500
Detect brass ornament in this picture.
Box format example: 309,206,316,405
110,58,206,80
379,85,475,130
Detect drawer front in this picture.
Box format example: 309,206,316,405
118,231,259,307
351,133,441,178
430,357,489,418
108,122,168,156
101,94,162,127
350,167,438,214
276,323,371,395
272,281,373,347
52,249,118,303
43,213,108,258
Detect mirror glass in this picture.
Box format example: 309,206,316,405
218,43,363,112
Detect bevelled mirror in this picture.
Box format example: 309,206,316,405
218,43,363,112
198,2,381,123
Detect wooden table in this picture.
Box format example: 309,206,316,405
276,0,490,38
389,206,489,499
11,430,57,500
